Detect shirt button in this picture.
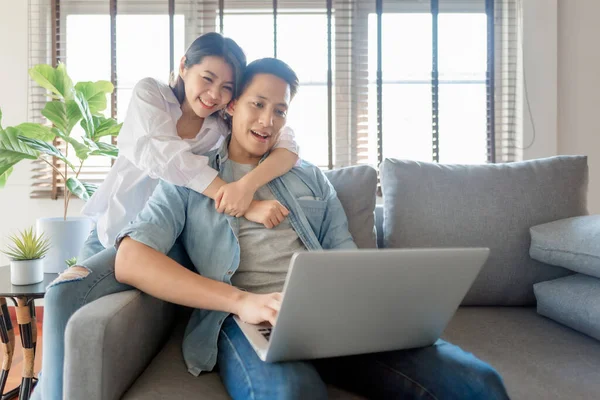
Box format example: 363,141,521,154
227,270,233,275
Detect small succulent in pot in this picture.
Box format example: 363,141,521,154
2,227,50,285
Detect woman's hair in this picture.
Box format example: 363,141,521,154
169,32,247,105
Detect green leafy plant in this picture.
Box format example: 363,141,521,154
65,257,77,267
2,227,51,261
0,63,122,219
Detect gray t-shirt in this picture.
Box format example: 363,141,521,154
229,161,307,294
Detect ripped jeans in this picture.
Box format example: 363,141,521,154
31,228,191,400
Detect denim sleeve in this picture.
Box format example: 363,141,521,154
115,180,189,255
315,170,357,250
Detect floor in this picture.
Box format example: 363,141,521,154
1,307,43,399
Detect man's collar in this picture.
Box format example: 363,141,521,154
216,134,270,170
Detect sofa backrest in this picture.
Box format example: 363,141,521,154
324,165,378,248
379,156,589,306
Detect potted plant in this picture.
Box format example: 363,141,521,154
0,64,122,272
2,227,50,285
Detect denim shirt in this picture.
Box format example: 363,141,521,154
117,137,357,376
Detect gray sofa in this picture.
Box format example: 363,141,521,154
64,156,600,400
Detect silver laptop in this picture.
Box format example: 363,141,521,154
234,247,489,363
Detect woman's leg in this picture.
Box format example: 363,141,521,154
31,233,194,400
217,316,328,400
31,228,132,400
76,228,106,264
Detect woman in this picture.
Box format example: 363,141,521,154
31,32,298,400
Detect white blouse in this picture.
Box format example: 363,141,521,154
82,77,300,249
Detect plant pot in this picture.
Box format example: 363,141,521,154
10,258,44,285
36,217,93,274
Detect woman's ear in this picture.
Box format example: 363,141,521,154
179,56,187,78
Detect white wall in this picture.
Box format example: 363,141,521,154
522,0,558,161
0,0,84,266
557,0,600,213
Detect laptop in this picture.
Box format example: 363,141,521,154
234,247,489,363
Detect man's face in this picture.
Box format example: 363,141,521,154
228,73,290,159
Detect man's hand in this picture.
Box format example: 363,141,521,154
244,200,290,229
215,180,256,217
235,291,283,326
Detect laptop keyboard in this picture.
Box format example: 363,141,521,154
258,327,272,341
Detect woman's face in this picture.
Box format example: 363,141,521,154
180,55,235,118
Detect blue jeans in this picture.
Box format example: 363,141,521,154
31,229,192,400
217,316,510,400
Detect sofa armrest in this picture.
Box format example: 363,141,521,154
64,289,176,400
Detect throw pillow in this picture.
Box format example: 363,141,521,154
534,274,600,341
530,215,600,279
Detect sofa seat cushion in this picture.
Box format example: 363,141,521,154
442,307,600,400
380,156,589,305
123,318,366,400
530,215,600,278
534,274,600,341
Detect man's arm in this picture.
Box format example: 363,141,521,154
116,238,244,312
114,180,282,325
315,171,358,250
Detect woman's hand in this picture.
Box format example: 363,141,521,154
215,180,256,217
244,200,290,229
235,291,283,326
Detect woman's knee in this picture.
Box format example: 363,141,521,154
45,265,92,306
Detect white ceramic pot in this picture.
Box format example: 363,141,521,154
36,217,93,274
10,258,44,285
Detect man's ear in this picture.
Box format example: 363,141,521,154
226,100,236,116
179,56,187,78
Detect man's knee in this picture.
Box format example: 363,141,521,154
469,365,509,400
255,370,328,400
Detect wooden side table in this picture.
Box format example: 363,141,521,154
0,267,57,400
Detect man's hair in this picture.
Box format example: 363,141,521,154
238,58,299,99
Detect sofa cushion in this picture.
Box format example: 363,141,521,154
380,156,589,305
534,274,600,341
442,307,600,400
324,165,378,248
530,215,600,278
122,318,366,400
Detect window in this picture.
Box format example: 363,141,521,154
28,0,522,198
368,12,488,165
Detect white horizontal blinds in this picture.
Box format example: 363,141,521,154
275,0,331,168
179,0,219,48
28,0,58,198
351,0,370,167
373,0,493,166
29,0,73,199
494,0,521,162
28,0,192,198
221,0,275,61
330,0,370,168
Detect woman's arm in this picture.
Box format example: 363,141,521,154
118,78,221,195
215,147,299,215
215,125,300,216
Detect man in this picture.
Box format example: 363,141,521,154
115,58,509,400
